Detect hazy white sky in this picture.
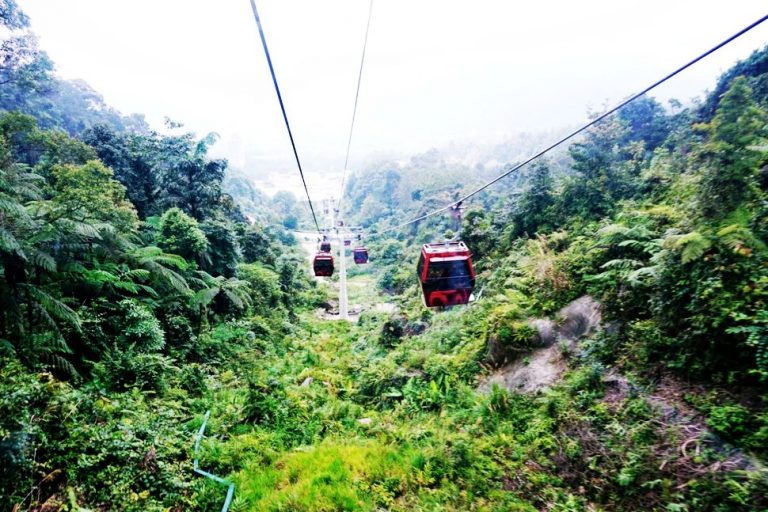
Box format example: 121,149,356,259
16,0,768,194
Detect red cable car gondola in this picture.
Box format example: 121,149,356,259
312,252,333,277
313,252,334,277
353,247,369,264
417,241,475,307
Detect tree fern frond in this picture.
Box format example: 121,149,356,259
112,280,139,294
70,221,103,239
42,353,79,378
61,262,88,274
133,246,188,270
0,197,30,218
20,284,82,330
222,289,244,309
187,276,208,289
224,288,250,310
666,231,711,264
124,269,151,281
596,223,630,240
600,258,642,270
192,286,219,307
8,182,42,200
81,269,118,285
150,264,190,295
195,270,217,286
0,227,23,255
30,250,56,272
717,223,765,253
0,338,15,356
136,284,159,297
626,266,659,287
617,239,644,249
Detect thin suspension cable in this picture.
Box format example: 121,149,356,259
249,0,321,233
337,0,374,219
381,13,768,234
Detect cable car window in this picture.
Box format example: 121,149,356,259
426,260,471,280
423,260,473,292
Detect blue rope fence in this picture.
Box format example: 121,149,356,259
193,410,235,512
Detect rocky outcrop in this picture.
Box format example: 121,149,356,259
478,296,601,394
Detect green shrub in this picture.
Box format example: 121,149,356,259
94,349,174,392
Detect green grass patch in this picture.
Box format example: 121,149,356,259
234,438,409,511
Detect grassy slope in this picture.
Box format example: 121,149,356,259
192,283,767,511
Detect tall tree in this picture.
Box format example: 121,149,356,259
559,116,631,219
82,125,159,218
157,207,209,263
618,96,671,152
695,77,768,217
157,133,226,221
509,161,556,238
0,1,52,95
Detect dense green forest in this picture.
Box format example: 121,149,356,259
2,1,768,510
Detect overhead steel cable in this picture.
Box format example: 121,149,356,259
380,12,768,234
249,0,321,233
337,0,375,219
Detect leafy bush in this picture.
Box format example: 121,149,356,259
94,349,174,392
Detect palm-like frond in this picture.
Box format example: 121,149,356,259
192,286,220,307
19,284,81,331
717,224,765,253
626,266,659,287
0,196,30,218
665,231,711,263
129,246,191,295
134,246,189,270
42,353,79,378
29,249,56,272
0,226,23,255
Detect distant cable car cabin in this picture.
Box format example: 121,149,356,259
417,241,475,307
353,247,369,264
313,252,334,277
344,239,351,247
320,241,331,252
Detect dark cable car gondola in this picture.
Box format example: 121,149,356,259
353,246,369,264
320,241,331,252
313,252,334,277
417,241,475,307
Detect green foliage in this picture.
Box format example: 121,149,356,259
81,124,158,218
695,77,768,217
618,96,671,151
118,299,165,352
200,217,240,277
559,115,636,220
237,262,282,314
95,349,173,392
508,161,557,239
157,207,208,261
489,302,537,351
51,159,138,229
157,133,228,221
665,230,711,264
238,223,279,266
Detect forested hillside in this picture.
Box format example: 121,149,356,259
2,1,768,511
